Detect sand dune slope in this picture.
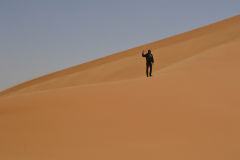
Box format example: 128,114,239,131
0,15,240,160
1,15,240,96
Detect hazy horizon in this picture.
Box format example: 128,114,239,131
0,0,239,91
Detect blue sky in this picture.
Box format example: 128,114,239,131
0,0,239,91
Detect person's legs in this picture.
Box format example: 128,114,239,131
149,63,152,76
146,63,149,77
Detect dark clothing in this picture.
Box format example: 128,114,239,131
142,53,154,64
142,53,154,77
146,63,152,77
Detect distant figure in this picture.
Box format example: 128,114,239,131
142,49,154,77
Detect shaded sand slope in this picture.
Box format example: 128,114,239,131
0,37,240,159
1,15,240,96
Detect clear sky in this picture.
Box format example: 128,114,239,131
0,0,239,91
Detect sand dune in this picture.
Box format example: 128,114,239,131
0,15,240,160
1,15,240,96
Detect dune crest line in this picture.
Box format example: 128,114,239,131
1,15,240,96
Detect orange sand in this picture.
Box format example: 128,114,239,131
0,15,240,160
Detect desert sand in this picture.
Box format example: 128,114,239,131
0,15,240,160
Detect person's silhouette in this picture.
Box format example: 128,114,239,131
142,49,154,77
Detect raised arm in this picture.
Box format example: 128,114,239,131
142,50,146,57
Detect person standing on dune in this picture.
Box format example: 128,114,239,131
142,49,154,77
